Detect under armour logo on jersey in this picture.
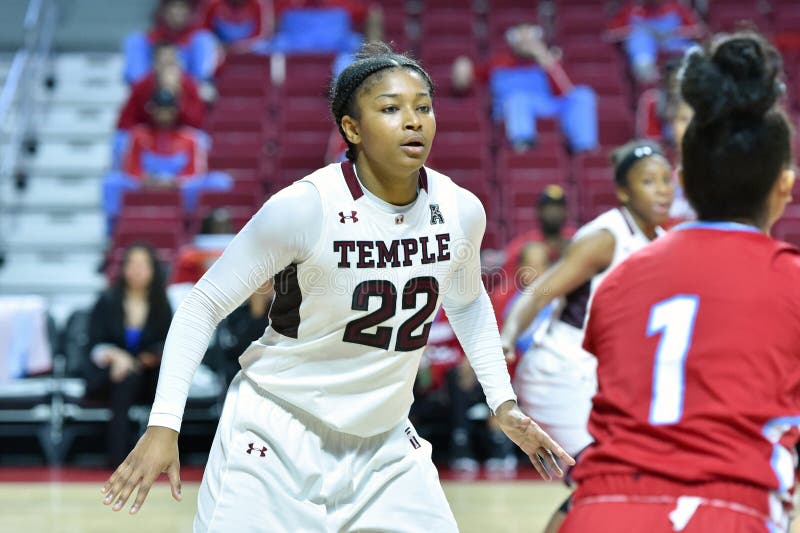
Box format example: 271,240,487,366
429,204,444,225
339,211,358,223
395,214,404,225
246,442,268,457
405,427,421,450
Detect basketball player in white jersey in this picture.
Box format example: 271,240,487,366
100,42,574,531
500,140,674,532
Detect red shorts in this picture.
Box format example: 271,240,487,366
560,497,773,533
561,474,782,533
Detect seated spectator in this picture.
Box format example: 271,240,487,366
205,287,272,387
83,243,172,466
606,0,703,83
493,185,573,324
103,89,232,232
124,0,220,90
454,24,598,152
255,0,381,57
114,42,206,168
171,208,236,284
203,0,272,54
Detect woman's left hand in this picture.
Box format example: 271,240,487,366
494,400,575,480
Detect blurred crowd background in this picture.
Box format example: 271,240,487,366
0,0,798,474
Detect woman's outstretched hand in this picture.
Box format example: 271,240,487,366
100,426,182,514
494,400,575,480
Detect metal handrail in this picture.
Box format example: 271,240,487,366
0,0,58,260
0,0,58,174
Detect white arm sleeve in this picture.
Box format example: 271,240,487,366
148,181,322,431
442,188,517,413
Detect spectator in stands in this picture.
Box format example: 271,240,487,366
114,42,206,168
83,243,172,466
500,242,557,354
102,89,232,233
124,0,220,93
453,24,598,152
171,208,236,284
203,0,272,53
606,0,703,83
256,0,380,56
494,185,573,324
205,286,272,387
118,43,206,131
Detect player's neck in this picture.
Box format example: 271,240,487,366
625,207,658,240
353,160,418,206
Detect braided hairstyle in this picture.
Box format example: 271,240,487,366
329,42,435,162
679,31,793,222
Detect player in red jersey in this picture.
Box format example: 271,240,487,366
560,31,799,533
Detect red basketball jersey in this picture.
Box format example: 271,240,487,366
574,222,800,499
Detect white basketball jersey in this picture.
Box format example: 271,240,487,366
542,207,661,355
239,162,467,437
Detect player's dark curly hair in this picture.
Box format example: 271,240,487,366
679,31,793,223
329,41,435,162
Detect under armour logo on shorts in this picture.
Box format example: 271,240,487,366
429,204,444,225
405,427,421,450
339,211,358,223
246,442,268,457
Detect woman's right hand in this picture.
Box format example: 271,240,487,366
109,350,138,383
101,426,182,514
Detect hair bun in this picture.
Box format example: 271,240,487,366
680,33,783,126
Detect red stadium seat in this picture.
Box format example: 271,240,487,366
121,189,183,219
420,9,476,39
280,54,337,98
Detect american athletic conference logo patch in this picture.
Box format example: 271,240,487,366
429,204,444,225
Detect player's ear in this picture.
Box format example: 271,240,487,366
778,167,795,198
615,185,630,204
677,166,685,189
340,115,361,146
766,167,796,230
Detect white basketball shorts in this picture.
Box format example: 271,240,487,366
513,322,598,458
194,372,458,532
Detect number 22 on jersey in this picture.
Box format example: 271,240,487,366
647,295,700,426
343,276,439,352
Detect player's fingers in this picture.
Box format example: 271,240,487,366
166,461,183,502
544,439,575,467
129,471,159,515
529,452,552,481
526,424,575,467
103,462,131,505
539,448,565,478
112,470,143,512
102,458,132,495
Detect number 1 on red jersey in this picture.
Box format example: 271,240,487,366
647,295,700,426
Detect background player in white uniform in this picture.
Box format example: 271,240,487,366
500,140,674,533
99,42,574,532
